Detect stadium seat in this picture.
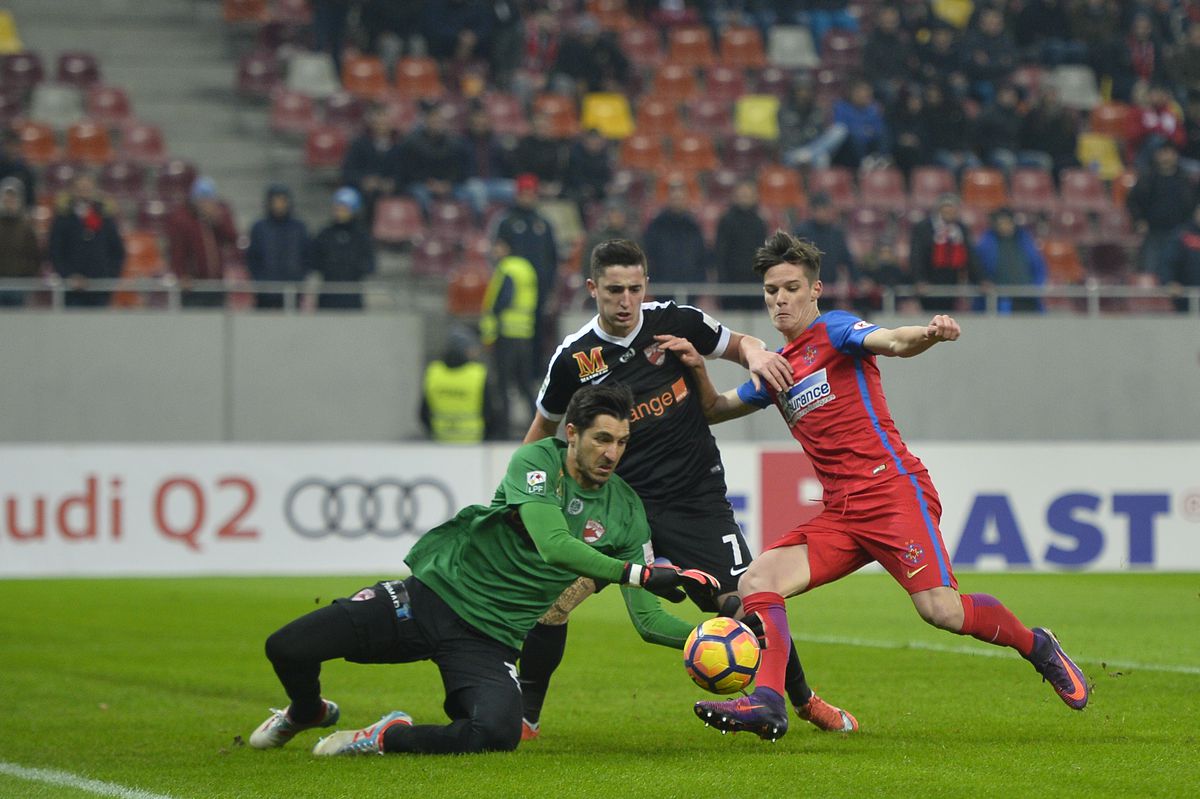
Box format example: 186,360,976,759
41,160,81,197
341,53,388,101
723,136,771,176
652,168,703,205
757,164,805,211
120,121,167,166
705,167,740,204
651,63,699,104
634,95,683,137
1112,170,1137,208
269,89,317,136
960,168,1009,213
907,165,955,209
1076,132,1123,181
85,85,133,128
1089,101,1132,140
411,236,455,277
428,199,474,240
155,159,198,204
97,159,147,201
56,51,100,88
618,132,664,171
847,206,888,239
393,56,443,100
858,166,908,214
1009,167,1059,217
673,133,718,172
286,51,340,99
720,25,766,69
482,92,528,137
65,120,113,165
1049,65,1101,110
1047,207,1089,241
446,257,492,316
767,26,819,70
322,90,367,132
223,0,269,24
580,92,634,139
304,125,348,172
666,26,714,70
29,83,85,129
754,67,792,97
733,95,780,140
1,50,43,92
1087,205,1139,248
113,230,166,308
0,90,22,126
813,68,845,107
271,0,313,25
384,96,421,134
808,167,856,212
704,65,746,103
1040,238,1085,285
820,31,861,72
236,49,282,99
619,25,665,70
685,97,732,137
532,93,579,138
1059,168,1110,214
0,10,23,54
371,197,424,246
590,0,635,33
14,120,58,166
136,196,172,234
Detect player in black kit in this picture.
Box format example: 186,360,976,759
517,239,858,739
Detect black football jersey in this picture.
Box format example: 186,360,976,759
536,302,731,505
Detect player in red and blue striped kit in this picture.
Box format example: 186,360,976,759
663,231,1089,742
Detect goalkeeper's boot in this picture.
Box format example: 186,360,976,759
694,687,788,741
520,719,540,742
249,699,340,749
1026,628,1089,710
796,694,858,732
311,710,413,756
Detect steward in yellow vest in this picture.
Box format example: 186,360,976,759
421,327,498,443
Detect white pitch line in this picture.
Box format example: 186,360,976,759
793,633,1200,675
0,761,178,799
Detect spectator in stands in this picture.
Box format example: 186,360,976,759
642,177,707,298
49,174,125,309
514,9,560,100
563,128,611,217
1128,83,1187,170
1127,143,1195,281
1162,200,1200,313
420,324,502,442
916,22,968,95
780,77,846,169
550,14,630,95
312,0,351,77
1071,0,1122,88
486,0,523,91
974,84,1053,174
462,106,515,214
166,177,238,309
401,104,472,213
1114,12,1167,100
909,193,985,312
1018,86,1080,176
246,184,309,310
310,187,376,310
713,179,768,311
0,129,35,207
862,6,916,103
0,178,40,308
860,236,917,313
794,192,862,308
1015,0,1086,67
974,207,1048,313
831,79,889,170
494,173,558,368
962,6,1017,105
806,0,859,54
886,86,930,179
420,0,493,62
923,81,981,175
480,234,538,436
1179,93,1200,177
359,0,424,58
1167,21,1200,100
510,113,567,197
341,105,403,225
582,200,636,280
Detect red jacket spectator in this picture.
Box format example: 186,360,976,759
165,178,238,282
1128,86,1186,159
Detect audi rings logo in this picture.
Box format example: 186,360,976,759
285,477,456,538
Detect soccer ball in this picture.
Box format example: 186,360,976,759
683,617,761,694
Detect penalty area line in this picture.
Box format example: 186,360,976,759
0,761,178,799
793,633,1200,675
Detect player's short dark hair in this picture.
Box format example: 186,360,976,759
752,230,822,281
589,238,646,281
564,384,634,431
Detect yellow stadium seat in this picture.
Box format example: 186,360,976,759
932,0,974,28
0,11,23,54
1076,133,1123,181
733,94,780,141
580,92,634,139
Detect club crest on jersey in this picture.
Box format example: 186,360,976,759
777,368,835,424
802,345,818,365
902,540,925,566
853,320,874,331
583,519,606,543
526,470,547,495
643,343,666,366
566,498,584,515
573,346,609,382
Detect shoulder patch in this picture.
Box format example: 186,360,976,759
526,470,547,495
853,320,873,330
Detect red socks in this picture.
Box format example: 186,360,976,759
959,593,1035,656
743,591,791,694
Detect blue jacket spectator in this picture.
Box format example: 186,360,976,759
246,184,309,310
974,208,1047,313
832,80,887,168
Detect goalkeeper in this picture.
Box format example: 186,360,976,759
247,383,718,757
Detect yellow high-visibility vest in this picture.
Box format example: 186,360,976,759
423,360,487,443
480,255,537,344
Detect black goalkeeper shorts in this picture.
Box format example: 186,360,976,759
644,496,753,609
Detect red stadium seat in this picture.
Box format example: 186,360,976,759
858,166,908,214
652,168,703,205
428,199,474,240
1,51,44,92
620,25,665,70
909,167,957,210
236,49,282,99
85,85,132,128
14,120,58,166
56,51,100,88
371,197,424,246
651,63,699,105
1009,167,1059,216
754,66,792,96
322,90,367,132
120,120,167,166
720,25,766,70
269,89,316,136
137,196,172,233
1040,238,1085,284
97,159,146,201
960,168,1009,213
672,133,718,172
685,97,732,137
703,65,746,103
341,53,388,101
666,26,714,70
155,159,198,204
1059,167,1110,214
446,258,493,316
705,167,740,204
304,125,348,172
411,236,455,277
532,93,579,138
635,95,683,137
41,160,81,197
1089,101,1132,141
820,31,861,71
65,120,114,165
723,135,771,176
482,92,529,137
270,0,312,25
223,0,269,24
393,57,443,100
1047,207,1089,241
808,166,856,213
618,132,666,171
757,164,805,211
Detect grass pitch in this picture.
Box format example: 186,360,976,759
0,573,1197,799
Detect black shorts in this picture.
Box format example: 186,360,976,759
644,495,753,609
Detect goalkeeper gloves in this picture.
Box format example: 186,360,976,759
621,562,720,603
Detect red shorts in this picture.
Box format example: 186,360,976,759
767,470,958,595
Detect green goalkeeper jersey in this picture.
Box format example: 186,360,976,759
407,438,677,651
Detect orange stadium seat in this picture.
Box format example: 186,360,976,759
393,56,443,100
685,97,732,136
269,89,316,136
1112,169,1137,208
341,54,388,100
673,133,718,172
667,26,714,69
858,166,908,214
532,93,579,138
635,95,683,137
619,132,666,171
960,168,1009,213
113,230,166,308
66,120,114,165
223,0,269,24
85,85,132,128
371,197,424,246
808,166,856,213
446,257,493,316
56,51,100,88
720,25,766,69
1059,167,1111,213
620,25,665,70
1040,238,1085,284
14,120,58,166
482,92,529,136
1009,167,1059,216
757,164,805,211
1089,101,1132,140
304,125,347,172
120,120,167,166
703,65,746,102
653,168,703,205
651,63,699,105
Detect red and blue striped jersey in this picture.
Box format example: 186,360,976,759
736,310,926,501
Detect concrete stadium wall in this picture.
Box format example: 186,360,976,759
0,312,1197,442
